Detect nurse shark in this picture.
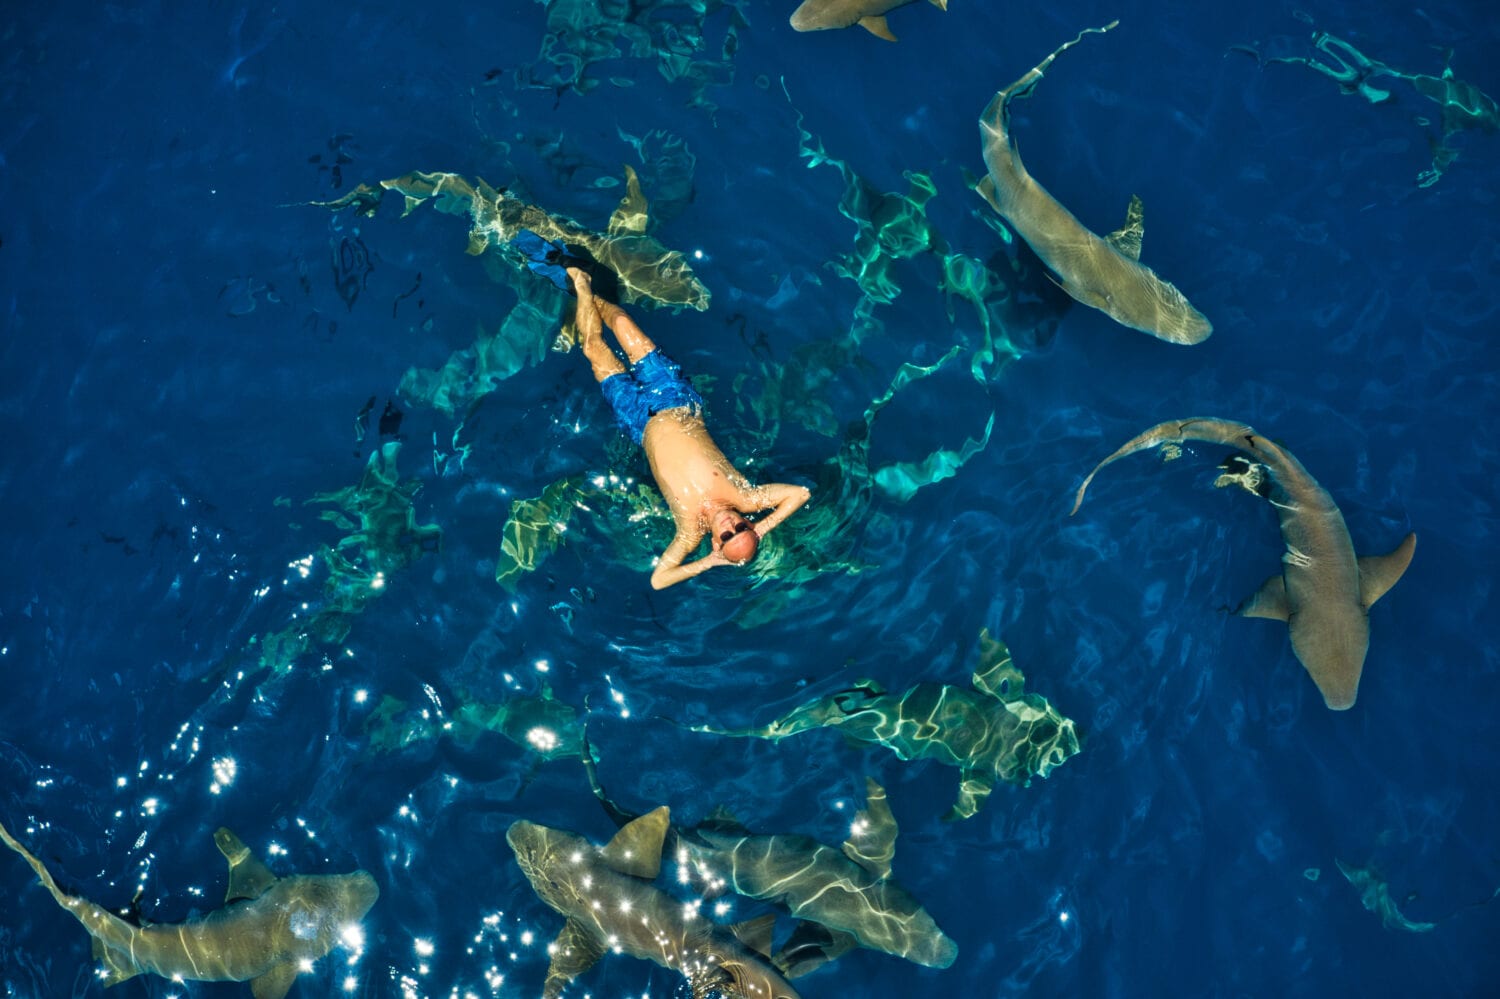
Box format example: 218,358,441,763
977,21,1213,344
583,736,957,974
1070,416,1416,709
690,631,1080,820
507,808,800,999
789,0,947,42
0,819,378,998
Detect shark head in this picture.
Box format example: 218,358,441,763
506,820,584,912
1101,267,1213,344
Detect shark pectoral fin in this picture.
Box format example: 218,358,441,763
929,0,948,9
91,938,141,986
214,827,279,903
545,919,605,999
730,913,778,958
841,777,897,879
1237,574,1291,622
859,15,897,41
607,164,650,235
1358,532,1417,608
946,771,993,822
1105,195,1146,260
250,962,300,999
774,921,860,978
601,805,670,879
974,174,1004,215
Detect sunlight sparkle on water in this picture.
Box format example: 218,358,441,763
414,937,435,957
354,688,369,704
525,726,559,752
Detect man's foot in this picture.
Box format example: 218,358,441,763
568,267,592,300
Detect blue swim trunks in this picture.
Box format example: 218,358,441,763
598,350,704,445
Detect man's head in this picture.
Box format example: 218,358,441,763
713,511,760,565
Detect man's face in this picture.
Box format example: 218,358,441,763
715,515,758,564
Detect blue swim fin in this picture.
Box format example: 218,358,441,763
512,229,580,293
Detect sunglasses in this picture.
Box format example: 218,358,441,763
718,521,753,544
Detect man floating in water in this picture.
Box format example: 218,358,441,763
566,266,810,589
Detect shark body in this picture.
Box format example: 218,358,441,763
507,808,800,999
1070,416,1417,709
977,21,1213,345
789,0,947,42
0,820,378,998
691,632,1079,820
583,739,956,973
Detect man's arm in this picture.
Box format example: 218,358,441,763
747,483,811,538
650,529,724,590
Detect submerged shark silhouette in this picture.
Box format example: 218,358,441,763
789,0,947,42
507,808,800,999
690,631,1080,820
0,819,378,997
977,21,1213,344
583,736,957,974
1070,417,1416,709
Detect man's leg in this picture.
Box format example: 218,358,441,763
570,268,626,383
595,297,659,364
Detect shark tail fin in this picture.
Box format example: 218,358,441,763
1359,532,1417,608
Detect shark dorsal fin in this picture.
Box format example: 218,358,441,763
841,777,897,879
251,962,299,999
1358,533,1417,608
859,15,897,41
972,630,1025,701
607,164,650,235
1105,195,1146,260
730,913,778,958
601,806,669,879
545,919,605,996
213,827,279,903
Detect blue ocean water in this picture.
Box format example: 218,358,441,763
2,0,1497,996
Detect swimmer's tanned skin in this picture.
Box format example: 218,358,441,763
570,268,810,589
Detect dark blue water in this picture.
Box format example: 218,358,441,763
3,1,1497,996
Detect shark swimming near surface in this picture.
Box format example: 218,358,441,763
689,631,1080,821
789,0,947,42
977,21,1213,345
583,736,957,974
506,809,801,999
0,819,378,998
1070,417,1417,710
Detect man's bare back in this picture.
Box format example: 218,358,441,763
569,268,809,589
